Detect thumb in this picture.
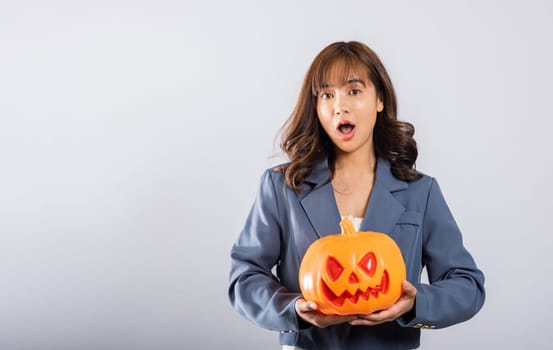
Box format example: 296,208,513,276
297,299,318,313
402,280,417,297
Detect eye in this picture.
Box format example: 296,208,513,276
320,92,333,100
326,256,344,281
358,252,377,277
349,89,361,96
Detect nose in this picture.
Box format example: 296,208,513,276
348,272,359,284
334,94,349,116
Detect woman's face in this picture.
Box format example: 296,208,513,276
316,70,383,157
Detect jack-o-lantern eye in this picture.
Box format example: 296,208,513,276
358,252,377,277
326,256,344,281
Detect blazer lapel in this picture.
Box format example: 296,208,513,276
299,159,342,238
361,159,408,236
300,181,342,238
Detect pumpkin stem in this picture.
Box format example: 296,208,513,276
340,217,358,237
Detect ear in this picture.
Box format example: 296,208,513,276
377,98,384,112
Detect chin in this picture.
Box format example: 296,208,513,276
335,140,372,156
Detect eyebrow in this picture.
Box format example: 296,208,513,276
321,78,367,88
345,78,366,86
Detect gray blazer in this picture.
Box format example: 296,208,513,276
229,158,485,350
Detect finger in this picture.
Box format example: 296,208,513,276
320,315,358,328
350,315,391,326
359,308,396,323
350,318,379,326
340,315,359,323
303,301,318,311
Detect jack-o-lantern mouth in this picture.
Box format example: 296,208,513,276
321,270,390,306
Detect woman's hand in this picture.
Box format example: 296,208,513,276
349,280,417,326
295,299,357,328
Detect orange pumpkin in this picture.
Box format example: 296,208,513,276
298,217,406,315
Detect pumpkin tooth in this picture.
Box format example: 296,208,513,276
361,288,372,300
379,270,390,293
347,290,360,304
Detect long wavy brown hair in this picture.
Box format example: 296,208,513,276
279,41,420,192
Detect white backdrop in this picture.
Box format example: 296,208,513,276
1,1,552,349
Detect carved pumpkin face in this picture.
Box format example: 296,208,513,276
299,218,406,315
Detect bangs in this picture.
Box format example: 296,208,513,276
310,55,368,96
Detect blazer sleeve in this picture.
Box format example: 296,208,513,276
228,170,302,331
399,178,485,329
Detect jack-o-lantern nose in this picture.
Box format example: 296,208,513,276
348,272,359,284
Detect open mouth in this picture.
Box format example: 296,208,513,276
337,121,355,135
321,270,390,306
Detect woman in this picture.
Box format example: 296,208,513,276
228,41,485,350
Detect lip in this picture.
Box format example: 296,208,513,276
336,120,356,141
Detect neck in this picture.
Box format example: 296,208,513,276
334,148,377,176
